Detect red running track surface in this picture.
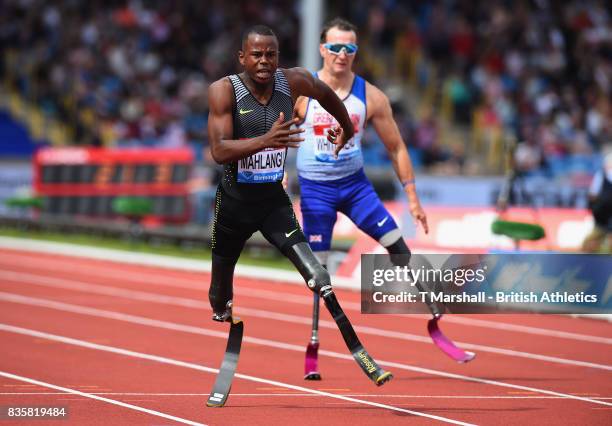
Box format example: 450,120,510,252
0,247,611,425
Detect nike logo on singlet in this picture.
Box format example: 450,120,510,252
285,229,298,238
377,217,389,227
239,108,254,115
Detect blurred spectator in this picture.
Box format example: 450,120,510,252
582,150,612,253
415,108,443,166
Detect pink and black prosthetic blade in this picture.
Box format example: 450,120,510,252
304,341,321,380
427,317,476,363
304,293,322,380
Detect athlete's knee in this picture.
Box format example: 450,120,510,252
306,262,331,294
284,242,332,295
385,237,411,264
209,254,237,321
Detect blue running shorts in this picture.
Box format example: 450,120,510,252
298,169,398,252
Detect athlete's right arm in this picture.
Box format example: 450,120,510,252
207,78,305,164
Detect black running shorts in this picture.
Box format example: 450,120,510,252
211,185,306,260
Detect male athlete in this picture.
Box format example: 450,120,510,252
205,25,392,407
294,18,474,380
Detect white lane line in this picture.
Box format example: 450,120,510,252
0,292,610,408
0,324,475,426
2,252,610,345
2,271,610,372
0,371,206,426
1,392,610,399
236,308,612,372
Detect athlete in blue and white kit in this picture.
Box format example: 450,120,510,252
294,18,431,380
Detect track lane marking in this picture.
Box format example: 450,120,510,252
0,392,610,399
1,271,610,371
0,292,610,408
0,324,475,426
0,371,206,426
1,251,610,345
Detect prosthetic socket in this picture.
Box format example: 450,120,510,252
209,254,236,322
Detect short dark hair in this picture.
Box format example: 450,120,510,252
242,25,277,49
320,18,357,43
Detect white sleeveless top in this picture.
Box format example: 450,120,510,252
297,74,366,181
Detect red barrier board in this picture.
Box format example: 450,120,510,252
33,147,194,223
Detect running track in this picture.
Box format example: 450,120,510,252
0,246,610,425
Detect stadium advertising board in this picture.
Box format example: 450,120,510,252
34,147,193,223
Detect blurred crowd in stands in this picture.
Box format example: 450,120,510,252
0,0,299,158
0,0,610,179
336,0,611,178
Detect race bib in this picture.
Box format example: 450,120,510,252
313,127,359,163
237,148,285,183
312,111,360,163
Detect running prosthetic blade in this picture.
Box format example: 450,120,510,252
427,317,475,363
304,293,321,380
206,317,244,407
304,341,321,380
412,279,474,362
321,289,393,386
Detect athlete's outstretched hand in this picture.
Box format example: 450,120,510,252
409,200,429,234
263,112,304,148
328,125,350,158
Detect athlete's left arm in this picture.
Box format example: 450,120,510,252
285,68,354,156
368,83,429,234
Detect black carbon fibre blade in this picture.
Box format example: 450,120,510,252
206,317,243,407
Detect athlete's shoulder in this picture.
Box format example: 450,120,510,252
209,76,234,93
364,80,389,104
283,67,320,100
282,67,313,82
208,77,234,112
364,80,392,118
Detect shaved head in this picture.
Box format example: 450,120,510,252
242,25,277,50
